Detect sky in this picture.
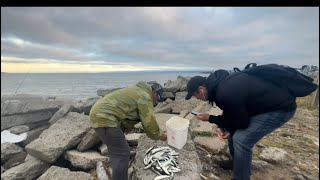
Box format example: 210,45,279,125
1,7,319,73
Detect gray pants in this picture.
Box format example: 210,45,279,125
94,127,130,180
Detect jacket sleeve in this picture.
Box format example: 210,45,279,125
137,96,163,140
209,85,250,134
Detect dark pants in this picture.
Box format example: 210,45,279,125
94,127,130,180
228,110,296,180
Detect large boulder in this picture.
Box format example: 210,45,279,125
162,92,175,99
19,125,50,147
64,150,108,170
177,76,190,91
193,136,227,154
96,161,109,180
77,129,101,152
133,134,202,180
154,103,172,114
97,88,122,97
1,111,52,130
258,147,289,164
1,156,50,180
171,98,203,114
25,112,91,163
164,79,183,92
175,92,188,100
1,100,63,117
37,166,92,180
72,97,101,115
1,143,24,164
49,104,74,125
155,113,176,131
3,151,27,169
6,120,49,135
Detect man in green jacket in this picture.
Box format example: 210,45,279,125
89,81,167,180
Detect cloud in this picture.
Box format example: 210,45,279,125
1,7,319,72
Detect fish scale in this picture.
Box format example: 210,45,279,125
144,146,181,180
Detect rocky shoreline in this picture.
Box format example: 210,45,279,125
1,76,319,180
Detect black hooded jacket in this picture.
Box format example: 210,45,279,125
207,70,297,135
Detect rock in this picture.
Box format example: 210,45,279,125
154,103,172,113
25,112,91,163
1,100,63,117
303,134,319,146
164,79,183,92
125,133,142,146
162,92,175,99
133,134,202,180
191,121,217,137
155,113,176,131
1,166,5,174
165,98,173,104
37,166,92,180
19,124,50,147
96,161,109,180
3,151,27,169
49,104,74,125
134,122,143,130
252,160,272,171
154,102,168,109
177,76,189,91
1,111,52,130
7,125,30,134
77,129,101,152
258,147,288,164
193,136,226,154
72,97,101,115
175,92,188,100
64,150,108,170
1,143,24,164
99,144,108,156
97,88,122,97
24,154,37,162
189,102,212,129
179,110,189,118
207,106,223,116
171,98,203,114
1,156,50,180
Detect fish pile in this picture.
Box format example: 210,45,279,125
143,146,181,180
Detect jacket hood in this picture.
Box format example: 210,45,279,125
206,69,230,103
136,81,152,97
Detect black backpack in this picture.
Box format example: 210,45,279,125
233,63,318,97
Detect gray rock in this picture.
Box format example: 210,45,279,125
3,151,27,169
172,98,202,114
64,150,108,170
1,111,52,130
72,97,101,115
49,104,74,125
97,88,122,97
1,100,62,117
258,147,288,164
164,79,183,92
165,98,174,104
37,166,92,180
177,76,190,91
155,113,176,131
1,166,5,174
7,125,30,134
154,103,172,114
1,143,24,164
24,154,37,162
154,102,168,109
162,92,175,99
25,112,91,163
77,129,101,152
175,92,188,100
179,110,189,118
1,156,50,180
133,134,202,180
193,136,226,154
125,133,142,146
252,160,272,171
134,122,143,130
96,161,109,180
19,124,50,147
99,144,108,156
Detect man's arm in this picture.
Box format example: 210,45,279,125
137,97,164,140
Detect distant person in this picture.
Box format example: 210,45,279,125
89,81,167,180
185,65,311,180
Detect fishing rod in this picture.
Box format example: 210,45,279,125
1,65,32,117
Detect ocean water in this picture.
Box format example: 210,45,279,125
1,72,206,101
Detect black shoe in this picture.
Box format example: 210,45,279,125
217,159,233,170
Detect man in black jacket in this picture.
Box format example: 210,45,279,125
185,69,297,180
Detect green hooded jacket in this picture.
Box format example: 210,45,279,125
89,81,163,140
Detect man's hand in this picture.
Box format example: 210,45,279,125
196,113,210,121
217,128,230,140
160,132,167,141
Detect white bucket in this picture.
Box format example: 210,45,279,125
166,116,189,149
